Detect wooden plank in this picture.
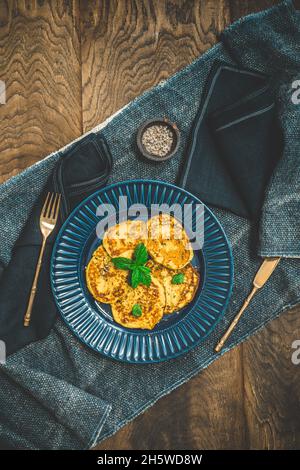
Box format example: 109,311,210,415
0,0,82,183
80,0,231,131
97,350,247,450
228,0,280,20
243,306,300,449
79,0,246,450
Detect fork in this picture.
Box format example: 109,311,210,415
24,192,61,327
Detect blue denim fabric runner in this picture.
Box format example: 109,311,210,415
0,1,300,449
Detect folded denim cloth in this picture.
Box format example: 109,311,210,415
180,63,282,218
221,0,300,257
0,134,112,355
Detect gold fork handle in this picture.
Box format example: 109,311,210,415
215,286,258,353
24,238,47,327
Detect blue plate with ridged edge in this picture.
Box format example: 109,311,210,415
51,180,234,363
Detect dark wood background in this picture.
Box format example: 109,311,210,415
1,0,300,450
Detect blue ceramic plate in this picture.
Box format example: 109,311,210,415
51,180,233,363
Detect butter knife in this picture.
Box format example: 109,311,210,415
215,257,281,353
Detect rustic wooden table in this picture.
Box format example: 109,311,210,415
1,0,300,450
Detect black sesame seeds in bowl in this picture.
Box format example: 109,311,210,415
137,118,180,162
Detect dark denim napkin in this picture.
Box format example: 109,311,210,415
0,134,112,355
179,63,282,219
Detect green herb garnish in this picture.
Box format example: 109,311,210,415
131,268,141,289
138,269,152,287
132,304,142,317
112,243,151,288
133,242,148,266
172,273,185,284
138,265,151,274
111,257,135,270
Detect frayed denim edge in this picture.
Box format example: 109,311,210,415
259,252,300,258
87,404,112,450
93,296,300,448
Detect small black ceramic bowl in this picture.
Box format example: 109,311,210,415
136,118,180,162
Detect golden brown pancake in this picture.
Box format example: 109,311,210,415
147,214,193,269
111,277,165,329
148,260,199,314
86,215,198,330
86,245,129,303
103,220,147,258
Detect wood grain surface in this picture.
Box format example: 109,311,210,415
1,0,300,450
0,0,82,183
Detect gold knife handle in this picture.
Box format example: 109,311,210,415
215,287,258,353
24,238,47,327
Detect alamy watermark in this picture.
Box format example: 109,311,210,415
291,340,300,365
95,196,205,250
291,80,300,105
0,80,6,105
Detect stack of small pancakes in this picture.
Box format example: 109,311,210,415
86,214,199,330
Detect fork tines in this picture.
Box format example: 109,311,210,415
42,192,61,221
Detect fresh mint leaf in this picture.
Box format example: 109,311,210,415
112,257,134,270
130,266,151,288
131,268,142,288
139,270,152,287
133,243,148,266
132,304,142,317
172,273,185,284
111,243,151,289
139,265,151,274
